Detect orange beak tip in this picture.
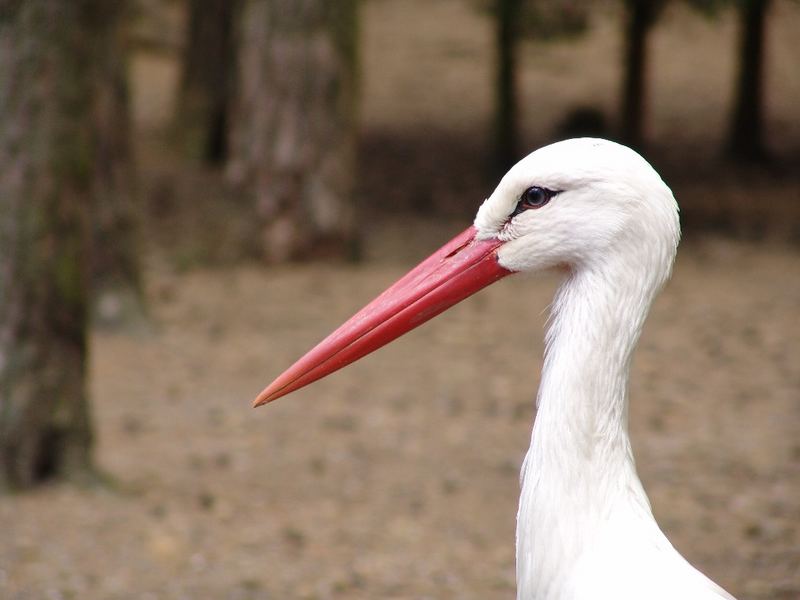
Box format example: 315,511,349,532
252,386,279,408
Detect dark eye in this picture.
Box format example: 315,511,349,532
512,186,555,217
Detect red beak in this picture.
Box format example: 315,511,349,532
253,226,511,407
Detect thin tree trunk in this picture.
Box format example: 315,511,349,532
92,0,145,326
726,0,772,161
494,0,521,176
176,0,239,164
228,0,359,262
0,1,97,490
619,0,656,150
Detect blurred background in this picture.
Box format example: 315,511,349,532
0,0,798,598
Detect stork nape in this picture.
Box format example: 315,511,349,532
253,138,736,600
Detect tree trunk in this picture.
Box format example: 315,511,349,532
92,1,145,326
619,0,657,150
494,0,521,176
176,0,239,164
228,0,359,262
726,0,772,161
0,1,97,490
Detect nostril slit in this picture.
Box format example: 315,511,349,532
444,240,471,259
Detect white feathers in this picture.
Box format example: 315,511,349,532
475,138,680,277
473,139,733,600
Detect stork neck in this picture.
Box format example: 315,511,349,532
532,257,660,486
515,249,679,600
515,258,664,599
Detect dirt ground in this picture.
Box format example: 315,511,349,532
2,1,800,599
1,223,798,600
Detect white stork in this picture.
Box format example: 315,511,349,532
254,138,736,600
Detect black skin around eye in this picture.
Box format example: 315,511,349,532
511,186,556,217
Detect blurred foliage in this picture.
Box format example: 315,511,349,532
519,0,591,39
474,0,591,39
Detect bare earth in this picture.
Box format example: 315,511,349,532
2,1,800,599
1,221,798,599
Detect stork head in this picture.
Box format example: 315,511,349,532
476,138,680,275
253,138,680,406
